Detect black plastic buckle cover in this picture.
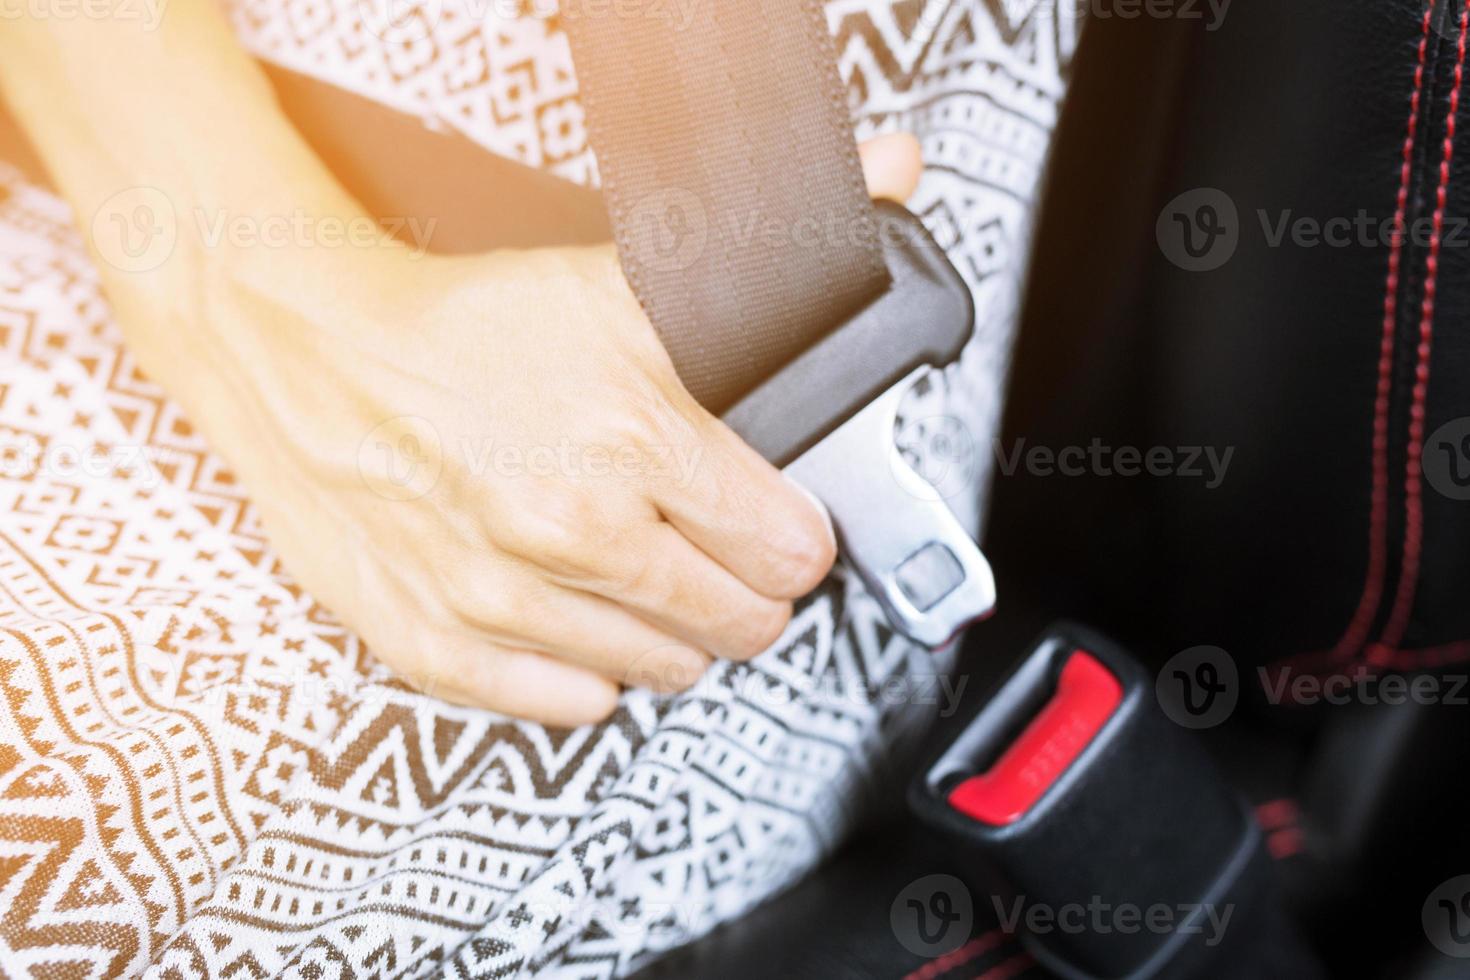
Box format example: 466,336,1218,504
720,201,973,468
721,202,994,647
909,623,1273,979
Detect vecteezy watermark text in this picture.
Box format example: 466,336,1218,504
1158,187,1470,272
1,431,174,489
0,0,165,29
1259,666,1469,707
891,875,974,957
992,895,1235,948
357,0,703,43
357,416,706,502
458,439,703,485
1012,0,1231,31
191,208,437,255
1155,644,1470,730
90,187,439,273
992,438,1234,489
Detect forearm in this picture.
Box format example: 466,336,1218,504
0,0,331,209
0,5,870,723
0,0,396,441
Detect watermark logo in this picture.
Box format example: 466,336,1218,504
0,0,167,29
191,208,437,257
1424,875,1470,957
891,874,973,957
992,438,1234,488
993,895,1234,947
0,432,171,489
621,644,709,694
556,0,703,31
624,656,970,715
357,416,444,502
1156,645,1238,729
626,188,708,273
89,190,437,270
1158,187,1470,271
1009,0,1231,31
353,0,704,40
357,0,441,42
1156,188,1238,272
356,419,706,502
91,186,177,273
620,189,955,275
1259,666,1468,707
898,415,978,501
1423,416,1470,501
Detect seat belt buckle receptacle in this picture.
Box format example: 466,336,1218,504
909,623,1277,979
721,203,996,647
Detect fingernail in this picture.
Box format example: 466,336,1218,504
785,474,836,550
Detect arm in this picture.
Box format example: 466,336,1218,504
0,2,918,725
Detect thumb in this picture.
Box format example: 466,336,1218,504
857,132,923,203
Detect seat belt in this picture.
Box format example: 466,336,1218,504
563,1,995,645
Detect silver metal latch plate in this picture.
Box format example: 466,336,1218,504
784,365,996,647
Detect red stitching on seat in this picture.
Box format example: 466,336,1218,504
902,930,1006,980
1330,2,1437,662
1365,637,1470,669
1382,0,1470,650
1266,827,1305,860
1258,645,1470,710
1254,798,1300,831
1255,798,1304,858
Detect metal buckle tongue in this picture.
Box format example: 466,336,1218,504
784,365,995,647
718,202,995,647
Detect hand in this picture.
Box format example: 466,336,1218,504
146,134,924,727
0,0,922,725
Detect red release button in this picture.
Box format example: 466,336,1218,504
947,651,1123,826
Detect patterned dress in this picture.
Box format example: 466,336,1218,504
0,1,1079,975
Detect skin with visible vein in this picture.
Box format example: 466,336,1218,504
0,0,922,725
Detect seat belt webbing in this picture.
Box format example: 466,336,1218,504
562,0,890,414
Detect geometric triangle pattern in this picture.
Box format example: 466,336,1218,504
0,1,1077,975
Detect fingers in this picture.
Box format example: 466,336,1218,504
490,502,796,662
632,133,922,603
481,429,822,660
858,132,923,202
649,414,837,601
425,639,621,728
365,131,929,723
579,522,796,662
527,591,715,691
451,570,716,689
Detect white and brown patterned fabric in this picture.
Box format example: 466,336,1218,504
0,1,1079,975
